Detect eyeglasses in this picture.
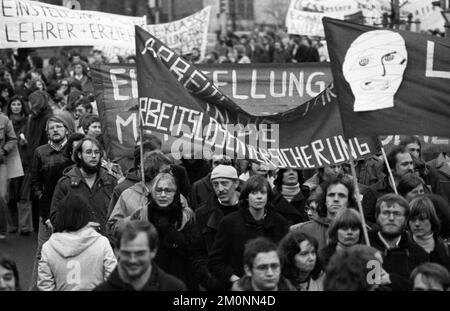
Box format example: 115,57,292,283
154,187,176,195
380,210,405,218
83,149,101,157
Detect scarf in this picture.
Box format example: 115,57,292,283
281,184,300,202
413,233,435,253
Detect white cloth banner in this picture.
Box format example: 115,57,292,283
0,0,145,49
286,0,357,36
144,6,211,59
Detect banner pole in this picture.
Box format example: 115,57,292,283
345,140,371,246
381,147,398,195
138,106,145,187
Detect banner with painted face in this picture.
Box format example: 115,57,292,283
133,25,380,169
323,17,450,139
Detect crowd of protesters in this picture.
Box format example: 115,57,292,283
0,38,450,292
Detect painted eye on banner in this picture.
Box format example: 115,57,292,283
358,57,369,66
383,53,395,62
64,0,81,10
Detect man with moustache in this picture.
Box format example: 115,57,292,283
50,137,116,236
368,194,429,291
362,145,415,225
29,116,73,290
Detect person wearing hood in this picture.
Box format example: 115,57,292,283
368,194,429,291
37,193,117,291
26,90,53,162
208,175,288,290
291,174,357,251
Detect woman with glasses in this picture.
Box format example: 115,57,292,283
408,196,450,270
130,172,206,290
278,231,324,291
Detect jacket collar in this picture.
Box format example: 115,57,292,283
65,166,112,187
434,153,450,177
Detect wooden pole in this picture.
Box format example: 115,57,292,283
138,106,145,187
381,147,398,194
345,140,370,246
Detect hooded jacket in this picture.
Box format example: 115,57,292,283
37,226,117,291
290,215,331,251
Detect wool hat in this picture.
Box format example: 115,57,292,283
210,165,238,181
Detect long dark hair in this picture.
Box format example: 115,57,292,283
273,168,304,191
278,231,322,283
0,253,21,291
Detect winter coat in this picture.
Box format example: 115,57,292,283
106,168,140,218
271,187,308,227
189,173,214,210
208,206,288,287
107,182,149,242
26,90,53,162
195,194,239,254
31,143,72,220
369,230,429,291
290,215,331,251
231,275,296,291
428,153,450,205
37,226,117,291
130,203,205,290
93,264,187,291
50,166,117,235
0,112,17,164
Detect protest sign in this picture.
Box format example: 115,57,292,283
0,0,145,52
91,62,332,163
286,9,326,37
134,25,379,169
197,63,332,114
144,6,211,59
323,17,450,139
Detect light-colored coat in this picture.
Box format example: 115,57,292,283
37,226,117,291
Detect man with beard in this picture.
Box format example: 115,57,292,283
29,116,72,290
368,194,429,291
94,220,186,291
362,145,415,226
50,137,116,236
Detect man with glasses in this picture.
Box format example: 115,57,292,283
29,116,72,290
368,193,429,291
94,220,186,291
50,137,116,236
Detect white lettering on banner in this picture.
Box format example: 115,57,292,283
1,0,145,50
116,113,137,144
110,68,129,101
144,6,210,59
426,41,450,79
